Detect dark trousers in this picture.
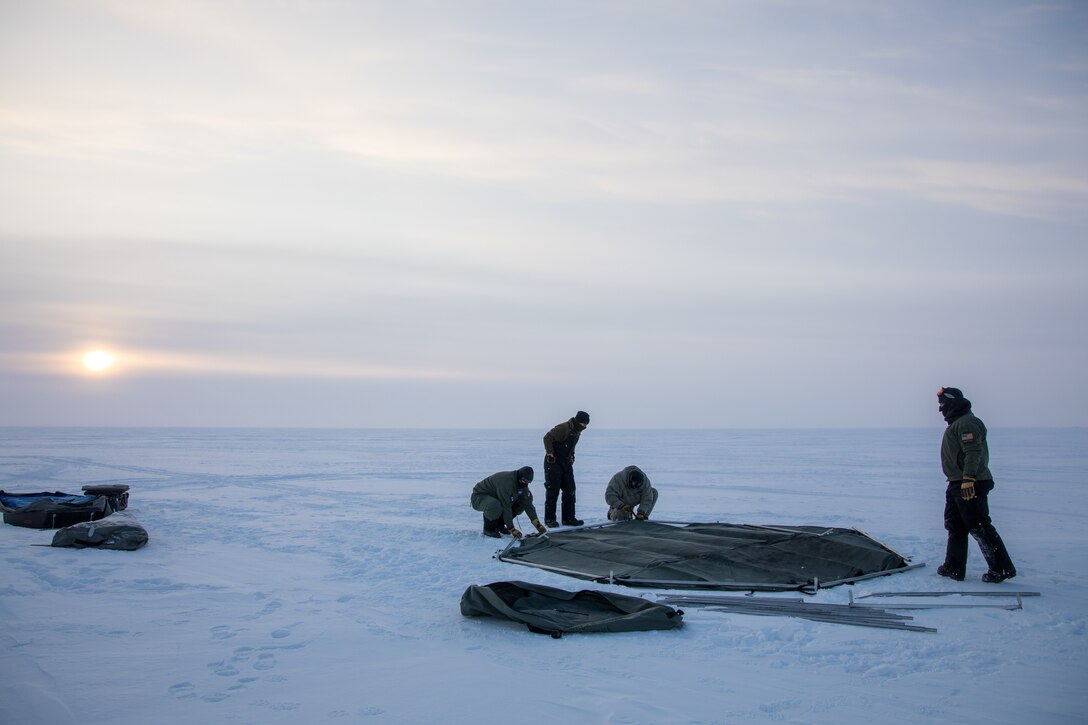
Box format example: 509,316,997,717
943,479,1014,573
544,460,576,522
472,497,525,532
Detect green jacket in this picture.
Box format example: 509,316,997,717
605,465,654,514
543,419,582,462
941,413,991,482
471,470,539,527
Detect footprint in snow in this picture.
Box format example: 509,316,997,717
208,659,240,677
253,652,277,670
211,625,241,640
231,645,255,662
227,676,258,692
270,621,302,639
168,682,197,700
330,707,385,718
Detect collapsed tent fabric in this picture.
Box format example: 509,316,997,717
50,512,149,551
460,580,683,637
498,520,915,592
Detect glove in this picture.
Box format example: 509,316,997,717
635,511,648,521
961,477,976,501
569,455,575,464
533,519,547,534
545,453,556,464
619,503,633,513
509,527,523,540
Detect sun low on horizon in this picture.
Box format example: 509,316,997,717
81,349,115,374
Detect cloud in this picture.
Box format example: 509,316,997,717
0,347,482,381
1,0,1086,426
2,0,1084,225
893,159,1088,218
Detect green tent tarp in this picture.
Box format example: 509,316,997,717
460,580,683,637
498,520,916,592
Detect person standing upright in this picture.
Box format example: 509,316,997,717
936,387,1017,583
543,410,589,527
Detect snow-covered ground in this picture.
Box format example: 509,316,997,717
1,426,1085,724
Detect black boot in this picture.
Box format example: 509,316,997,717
982,569,1016,583
938,531,968,581
561,491,581,526
482,515,501,539
971,525,1016,583
937,564,965,581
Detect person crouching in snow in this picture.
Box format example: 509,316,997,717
471,466,548,539
606,465,659,522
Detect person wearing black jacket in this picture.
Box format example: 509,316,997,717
542,411,589,527
937,387,1017,583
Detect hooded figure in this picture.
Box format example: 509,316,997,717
605,465,659,521
936,387,1016,583
471,467,547,539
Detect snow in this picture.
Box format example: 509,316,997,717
1,426,1085,725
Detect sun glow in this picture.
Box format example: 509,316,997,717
82,350,115,372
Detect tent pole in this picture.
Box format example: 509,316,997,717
819,562,925,588
852,526,914,562
856,590,1040,599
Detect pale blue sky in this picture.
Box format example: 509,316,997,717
2,0,1086,427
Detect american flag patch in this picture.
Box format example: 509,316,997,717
961,432,975,442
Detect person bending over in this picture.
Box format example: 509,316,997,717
605,465,658,522
471,466,547,539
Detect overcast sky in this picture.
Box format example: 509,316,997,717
1,0,1086,428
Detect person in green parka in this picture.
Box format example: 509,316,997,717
937,386,1017,583
471,466,548,539
605,465,659,521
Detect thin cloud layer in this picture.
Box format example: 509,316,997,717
1,0,1086,427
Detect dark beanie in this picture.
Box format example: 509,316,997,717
939,387,964,401
516,466,534,485
575,411,590,425
938,387,971,423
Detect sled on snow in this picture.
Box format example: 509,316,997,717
1,485,130,529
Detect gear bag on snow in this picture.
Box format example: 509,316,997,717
460,580,683,637
50,512,149,551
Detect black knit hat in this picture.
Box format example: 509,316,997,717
574,411,590,425
516,466,534,486
938,386,971,422
938,387,964,402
